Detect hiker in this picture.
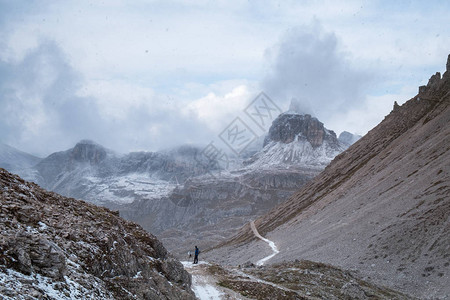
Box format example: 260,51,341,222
193,246,200,264
188,251,192,259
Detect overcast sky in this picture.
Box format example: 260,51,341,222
0,0,449,157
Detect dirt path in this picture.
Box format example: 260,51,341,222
182,261,248,300
181,223,282,299
250,221,279,265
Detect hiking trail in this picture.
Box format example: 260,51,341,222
250,220,279,266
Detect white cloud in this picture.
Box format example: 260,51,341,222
185,85,253,131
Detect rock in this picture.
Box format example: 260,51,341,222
70,140,107,165
242,261,255,268
444,54,450,79
265,113,331,148
161,258,192,285
427,72,441,88
341,282,367,299
0,168,196,299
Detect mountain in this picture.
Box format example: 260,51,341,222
31,141,216,206
206,55,450,299
243,113,346,169
0,168,195,299
1,114,355,259
0,143,41,181
123,112,350,256
338,131,361,147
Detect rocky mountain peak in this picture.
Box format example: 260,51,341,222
444,54,450,79
338,131,361,147
265,113,337,148
70,140,108,164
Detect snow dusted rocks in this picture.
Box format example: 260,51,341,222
29,141,217,206
244,112,347,169
265,113,335,147
0,168,195,299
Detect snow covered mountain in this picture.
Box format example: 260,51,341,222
30,140,217,205
122,112,351,256
244,113,346,169
0,143,41,181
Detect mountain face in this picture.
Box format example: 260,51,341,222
338,131,361,147
30,141,216,206
244,113,346,169
0,168,195,299
265,113,338,147
206,55,450,299
122,113,350,256
0,143,41,181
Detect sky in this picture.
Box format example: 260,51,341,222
0,0,449,157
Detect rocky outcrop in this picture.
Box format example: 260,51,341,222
265,113,337,148
245,113,346,169
0,168,195,299
70,140,108,164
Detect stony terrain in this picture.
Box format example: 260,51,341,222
0,168,195,299
207,55,450,299
183,260,410,299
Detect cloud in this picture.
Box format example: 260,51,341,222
0,40,257,156
261,20,373,122
0,41,108,155
185,85,252,132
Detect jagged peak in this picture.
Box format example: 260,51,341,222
265,112,337,148
71,140,109,164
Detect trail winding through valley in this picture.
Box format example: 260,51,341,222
250,220,279,266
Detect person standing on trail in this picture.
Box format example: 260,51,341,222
193,246,200,264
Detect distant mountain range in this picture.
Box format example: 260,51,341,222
119,111,356,255
1,112,359,257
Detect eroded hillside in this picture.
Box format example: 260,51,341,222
207,55,450,299
0,168,195,299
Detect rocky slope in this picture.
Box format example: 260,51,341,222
0,168,195,299
197,260,409,299
206,55,450,299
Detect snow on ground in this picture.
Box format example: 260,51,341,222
250,221,279,266
85,173,176,204
182,261,225,300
